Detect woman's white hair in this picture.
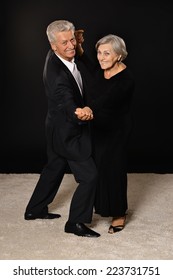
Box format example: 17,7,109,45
95,34,128,61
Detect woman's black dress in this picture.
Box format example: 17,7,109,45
90,68,135,217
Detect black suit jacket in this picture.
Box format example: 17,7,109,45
43,49,92,161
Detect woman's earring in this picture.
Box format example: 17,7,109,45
118,56,122,62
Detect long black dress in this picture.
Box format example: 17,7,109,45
90,67,135,217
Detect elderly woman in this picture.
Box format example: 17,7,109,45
91,34,135,233
75,33,135,234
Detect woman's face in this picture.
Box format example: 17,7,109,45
97,43,120,70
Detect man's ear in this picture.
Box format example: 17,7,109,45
51,43,56,51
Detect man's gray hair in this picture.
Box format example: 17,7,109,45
46,20,75,43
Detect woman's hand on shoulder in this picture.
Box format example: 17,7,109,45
75,29,84,56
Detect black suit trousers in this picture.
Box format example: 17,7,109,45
25,152,98,224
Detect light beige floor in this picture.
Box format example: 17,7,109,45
0,173,173,260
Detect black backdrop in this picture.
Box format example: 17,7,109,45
1,0,173,173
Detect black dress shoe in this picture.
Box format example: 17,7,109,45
64,222,100,237
24,213,61,220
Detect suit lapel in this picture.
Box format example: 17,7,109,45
53,53,84,103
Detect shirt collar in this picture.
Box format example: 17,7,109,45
55,53,74,73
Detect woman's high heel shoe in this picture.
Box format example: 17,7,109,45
108,216,126,234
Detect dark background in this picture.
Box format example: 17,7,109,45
1,0,173,173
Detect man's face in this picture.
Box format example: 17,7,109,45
51,30,77,61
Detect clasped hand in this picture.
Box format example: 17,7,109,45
75,106,93,120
